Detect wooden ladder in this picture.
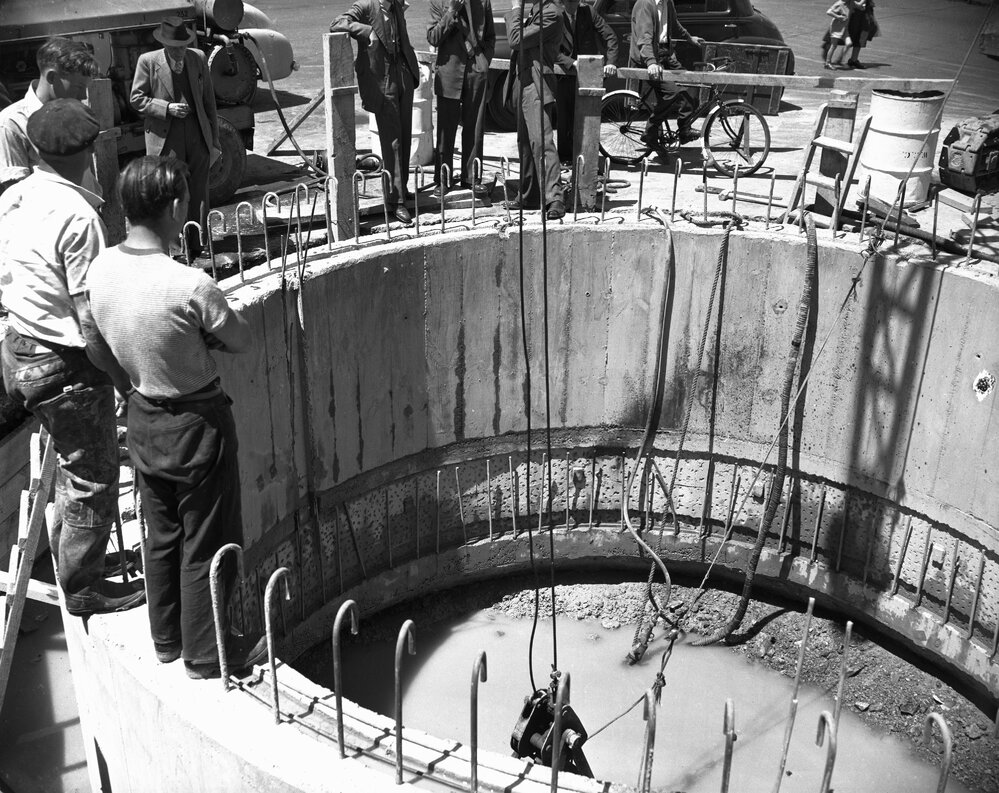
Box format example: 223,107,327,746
781,102,872,225
0,431,58,716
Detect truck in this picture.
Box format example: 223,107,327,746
0,0,298,204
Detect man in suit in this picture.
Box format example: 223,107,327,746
332,0,420,224
427,0,495,198
131,16,221,258
506,0,565,219
555,0,618,164
629,0,704,147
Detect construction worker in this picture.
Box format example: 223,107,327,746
0,99,144,616
0,37,99,195
87,156,265,678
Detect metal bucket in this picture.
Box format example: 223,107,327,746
859,89,945,207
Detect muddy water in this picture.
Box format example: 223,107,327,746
316,611,966,792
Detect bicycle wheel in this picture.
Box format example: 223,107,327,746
703,100,771,177
600,90,654,165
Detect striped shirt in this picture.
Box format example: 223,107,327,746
87,245,235,399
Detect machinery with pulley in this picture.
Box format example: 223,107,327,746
510,671,594,777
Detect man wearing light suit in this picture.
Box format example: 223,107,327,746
131,16,220,258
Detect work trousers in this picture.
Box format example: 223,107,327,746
517,81,563,208
434,67,488,186
645,77,695,141
1,327,118,595
127,389,241,664
161,115,210,257
555,74,578,164
375,59,415,205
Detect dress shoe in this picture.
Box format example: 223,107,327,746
546,200,566,220
677,126,700,144
184,633,268,680
847,59,867,69
393,203,412,224
502,197,540,211
155,640,182,664
469,181,491,198
65,578,146,617
639,131,661,148
431,182,448,199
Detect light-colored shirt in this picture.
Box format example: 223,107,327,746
87,245,236,399
0,81,43,185
0,163,106,347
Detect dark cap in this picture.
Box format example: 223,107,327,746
26,98,100,157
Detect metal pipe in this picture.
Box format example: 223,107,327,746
810,485,826,564
891,516,913,596
551,672,571,793
773,597,815,793
942,540,959,625
831,175,842,238
731,165,739,219
965,193,981,265
671,159,681,223
234,201,254,282
893,183,906,248
967,552,985,640
721,699,736,793
931,188,940,259
380,170,392,239
353,171,364,244
859,175,872,242
637,157,648,222
264,567,292,724
394,619,416,784
833,621,852,736
923,713,953,793
441,164,451,234
639,688,657,793
765,172,776,230
916,527,933,606
332,599,359,758
182,221,203,266
470,651,488,793
815,711,837,793
206,209,225,280
209,543,244,692
293,183,308,271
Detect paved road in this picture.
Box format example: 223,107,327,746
248,0,997,163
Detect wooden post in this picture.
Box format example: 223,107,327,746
574,55,603,211
815,89,857,216
324,33,358,243
88,78,126,245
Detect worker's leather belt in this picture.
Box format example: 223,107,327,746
135,379,224,408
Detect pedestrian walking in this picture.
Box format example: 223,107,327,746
0,38,98,195
332,0,420,224
824,0,851,69
427,0,495,198
846,0,878,69
87,156,265,678
505,0,566,219
555,0,618,165
131,16,221,258
0,99,144,616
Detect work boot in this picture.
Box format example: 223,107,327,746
677,126,700,144
155,640,182,664
65,578,146,617
546,199,566,220
184,634,268,680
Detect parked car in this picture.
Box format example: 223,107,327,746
487,0,792,128
0,0,298,203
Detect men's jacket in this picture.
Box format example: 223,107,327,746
427,0,495,99
506,0,565,104
556,3,619,73
130,49,220,156
331,0,420,114
629,0,691,67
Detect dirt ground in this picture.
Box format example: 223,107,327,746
347,572,999,793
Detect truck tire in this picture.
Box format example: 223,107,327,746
209,117,246,205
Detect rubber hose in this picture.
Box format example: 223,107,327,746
692,212,817,646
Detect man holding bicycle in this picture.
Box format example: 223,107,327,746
629,0,704,147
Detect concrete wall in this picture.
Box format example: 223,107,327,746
53,220,999,790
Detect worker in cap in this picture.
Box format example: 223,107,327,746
0,98,145,617
131,16,221,259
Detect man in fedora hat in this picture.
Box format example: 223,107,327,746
131,16,220,258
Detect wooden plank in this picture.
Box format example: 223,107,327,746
0,574,59,605
324,33,358,243
0,434,56,715
88,78,126,245
613,68,954,92
816,90,859,216
573,56,603,211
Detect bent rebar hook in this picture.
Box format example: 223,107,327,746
470,651,488,793
209,543,244,692
332,599,359,758
234,200,254,282
394,619,416,784
815,710,837,793
261,192,281,280
923,712,953,793
182,221,203,266
206,210,225,280
264,567,292,724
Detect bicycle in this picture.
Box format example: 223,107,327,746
599,57,772,177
